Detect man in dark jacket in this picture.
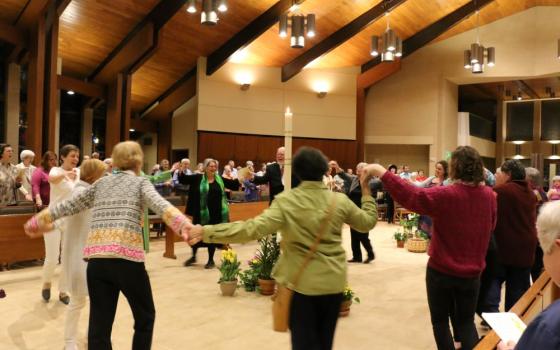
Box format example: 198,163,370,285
487,160,537,312
252,146,300,205
337,161,381,263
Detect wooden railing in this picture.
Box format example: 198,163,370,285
0,211,45,269
474,271,560,349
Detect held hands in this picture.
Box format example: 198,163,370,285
66,169,78,181
23,216,53,238
188,225,204,246
364,164,387,178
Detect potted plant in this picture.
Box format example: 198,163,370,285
256,236,280,295
239,257,261,292
340,286,360,317
393,231,407,248
218,249,241,296
407,228,430,253
400,213,419,238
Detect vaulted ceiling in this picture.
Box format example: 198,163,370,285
2,0,560,118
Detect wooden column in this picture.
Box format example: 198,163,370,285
121,74,132,141
105,74,124,157
82,108,93,156
356,87,366,161
532,100,542,172
26,18,46,155
495,99,505,168
44,17,59,153
157,114,172,163
5,63,20,152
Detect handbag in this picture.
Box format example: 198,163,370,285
272,194,338,332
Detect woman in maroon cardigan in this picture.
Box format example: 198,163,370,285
366,146,496,350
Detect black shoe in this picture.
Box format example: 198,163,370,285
42,288,51,302
184,257,196,267
363,256,375,264
59,293,70,305
204,261,215,269
347,259,361,263
0,289,6,298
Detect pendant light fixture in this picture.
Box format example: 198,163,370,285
278,2,316,48
187,0,228,25
463,5,495,74
370,12,402,62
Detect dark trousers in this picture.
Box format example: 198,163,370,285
476,248,499,316
87,259,155,350
289,292,342,350
531,244,544,283
349,228,374,261
426,267,480,350
386,193,395,223
191,242,218,263
486,264,531,312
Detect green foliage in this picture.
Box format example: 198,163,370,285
343,286,361,303
256,235,280,280
393,231,407,242
239,268,259,292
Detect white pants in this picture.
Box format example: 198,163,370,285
41,228,67,292
64,294,87,350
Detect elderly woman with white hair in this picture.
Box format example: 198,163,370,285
498,200,560,350
176,158,240,268
16,149,36,201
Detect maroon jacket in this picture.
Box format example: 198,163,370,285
382,172,497,278
493,180,537,267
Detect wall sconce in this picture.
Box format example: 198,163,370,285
312,81,329,98
317,91,327,98
514,144,522,158
234,71,254,90
240,83,250,91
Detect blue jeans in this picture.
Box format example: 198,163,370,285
485,264,531,312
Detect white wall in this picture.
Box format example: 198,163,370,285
197,58,358,140
172,96,198,163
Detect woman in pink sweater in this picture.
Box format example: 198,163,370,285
366,146,497,350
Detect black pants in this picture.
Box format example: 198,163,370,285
531,244,544,283
289,292,342,350
87,259,155,350
191,242,219,263
486,264,531,312
386,193,395,223
426,266,480,350
476,248,499,316
349,228,374,261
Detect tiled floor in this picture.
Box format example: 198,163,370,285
0,221,476,349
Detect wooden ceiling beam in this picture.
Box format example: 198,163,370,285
57,75,107,99
15,0,51,29
282,0,407,82
0,20,26,46
517,80,540,99
361,0,494,75
206,0,307,76
131,118,158,133
88,0,188,83
141,67,197,120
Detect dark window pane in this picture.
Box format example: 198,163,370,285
542,100,560,141
469,113,496,141
506,102,534,141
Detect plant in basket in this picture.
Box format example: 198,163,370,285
218,249,241,296
256,235,280,295
340,286,360,317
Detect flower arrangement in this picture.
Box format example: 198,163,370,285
218,249,241,283
239,256,261,292
256,235,280,280
399,213,419,235
342,286,360,304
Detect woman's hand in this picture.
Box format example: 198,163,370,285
364,164,387,178
23,216,53,238
188,225,204,246
360,173,372,196
497,340,516,350
66,169,77,181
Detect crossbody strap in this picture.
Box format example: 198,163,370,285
290,193,338,288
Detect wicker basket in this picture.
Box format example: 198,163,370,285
406,238,428,253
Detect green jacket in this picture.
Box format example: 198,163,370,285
203,181,377,295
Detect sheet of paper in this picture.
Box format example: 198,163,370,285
482,312,527,343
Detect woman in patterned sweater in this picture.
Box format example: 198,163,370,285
25,141,192,350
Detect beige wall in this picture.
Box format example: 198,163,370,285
138,132,158,175
470,136,496,158
172,96,198,163
365,6,560,176
365,144,430,174
198,58,358,140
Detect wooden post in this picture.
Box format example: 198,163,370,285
495,99,505,168
157,114,172,163
121,74,132,141
105,74,124,157
532,100,542,172
44,18,59,153
26,18,46,155
356,87,366,161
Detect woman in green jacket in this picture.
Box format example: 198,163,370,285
187,147,378,350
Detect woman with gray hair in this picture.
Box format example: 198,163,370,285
16,149,36,201
176,158,240,268
498,200,560,350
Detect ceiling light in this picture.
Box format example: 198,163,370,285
129,128,135,132
370,12,401,62
217,0,227,12
463,10,495,73
67,90,75,95
187,0,196,13
278,9,316,48
187,0,227,25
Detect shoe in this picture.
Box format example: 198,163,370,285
42,288,51,302
183,257,196,267
204,261,215,269
59,293,70,305
363,256,375,264
0,289,6,298
347,259,361,263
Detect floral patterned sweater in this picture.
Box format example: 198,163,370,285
36,171,188,262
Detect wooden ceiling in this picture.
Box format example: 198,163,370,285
2,0,560,117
